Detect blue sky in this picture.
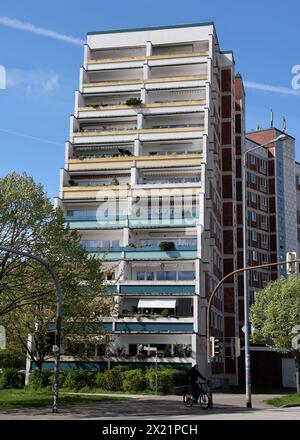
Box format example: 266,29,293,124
0,0,299,199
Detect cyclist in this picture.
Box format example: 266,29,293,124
187,364,207,402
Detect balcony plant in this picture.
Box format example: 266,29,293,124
126,97,143,106
111,177,120,186
161,308,170,318
159,241,175,251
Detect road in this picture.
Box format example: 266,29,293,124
0,393,299,420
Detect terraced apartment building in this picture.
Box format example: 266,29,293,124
55,22,243,383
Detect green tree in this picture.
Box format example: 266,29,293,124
0,173,112,370
250,275,300,393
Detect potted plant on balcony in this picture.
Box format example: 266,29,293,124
161,308,169,318
159,241,175,251
126,97,143,106
111,177,120,186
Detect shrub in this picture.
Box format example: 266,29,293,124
102,366,128,391
0,350,24,369
29,370,53,389
126,98,142,106
95,371,106,389
122,369,146,392
145,368,187,394
48,371,67,389
63,369,95,391
0,368,24,389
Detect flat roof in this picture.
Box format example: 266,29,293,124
246,127,295,141
87,22,215,36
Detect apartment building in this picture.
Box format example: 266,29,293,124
54,22,244,383
241,128,298,388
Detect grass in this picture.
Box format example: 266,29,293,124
263,394,300,407
0,389,130,410
77,387,163,395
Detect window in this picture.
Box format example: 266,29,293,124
262,254,268,263
252,250,258,261
157,271,176,281
250,155,256,165
261,234,268,246
260,177,267,188
178,271,195,280
252,231,257,241
260,159,267,170
261,215,268,227
261,196,267,208
137,272,145,280
251,192,257,203
146,272,154,281
263,273,269,287
250,173,257,184
251,211,257,222
252,271,258,281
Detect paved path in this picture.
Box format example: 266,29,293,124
0,393,299,420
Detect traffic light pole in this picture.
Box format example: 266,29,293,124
206,258,299,408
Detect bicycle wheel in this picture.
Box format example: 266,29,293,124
199,392,210,409
183,393,194,407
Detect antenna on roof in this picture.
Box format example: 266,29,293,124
283,116,287,132
270,110,274,128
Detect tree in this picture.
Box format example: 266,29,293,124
0,173,112,369
250,276,300,393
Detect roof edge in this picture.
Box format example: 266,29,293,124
87,22,215,36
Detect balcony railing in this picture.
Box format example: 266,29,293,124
87,246,197,261
87,51,209,65
82,75,207,89
72,126,204,138
77,99,206,113
114,322,194,333
65,216,198,229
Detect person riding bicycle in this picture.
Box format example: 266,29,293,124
187,364,207,402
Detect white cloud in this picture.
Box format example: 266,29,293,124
6,69,59,95
0,16,84,46
244,81,300,97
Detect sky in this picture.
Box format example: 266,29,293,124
0,0,299,199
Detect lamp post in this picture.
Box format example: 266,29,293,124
242,133,286,408
0,246,62,413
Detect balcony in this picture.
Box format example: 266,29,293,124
88,245,197,261
71,126,204,144
86,52,209,71
77,100,206,119
119,284,195,296
65,215,198,229
81,75,207,95
114,322,194,333
67,153,203,172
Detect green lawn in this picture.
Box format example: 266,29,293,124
0,389,130,410
264,394,300,407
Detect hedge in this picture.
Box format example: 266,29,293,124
0,368,24,389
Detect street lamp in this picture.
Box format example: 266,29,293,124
0,246,62,413
242,133,287,408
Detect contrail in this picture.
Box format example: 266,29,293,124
244,81,300,97
0,16,84,46
0,128,61,146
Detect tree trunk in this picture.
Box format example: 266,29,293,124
294,352,300,394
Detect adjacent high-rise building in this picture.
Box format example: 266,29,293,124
55,23,298,388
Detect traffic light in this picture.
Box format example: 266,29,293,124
286,252,297,275
214,338,221,356
209,337,222,358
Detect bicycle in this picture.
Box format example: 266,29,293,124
183,381,212,409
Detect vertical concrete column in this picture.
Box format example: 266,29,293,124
134,139,141,156
143,62,150,80
137,113,143,130
131,165,137,186
25,334,33,385
141,87,147,104
146,41,152,57
123,227,130,247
